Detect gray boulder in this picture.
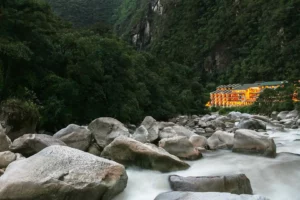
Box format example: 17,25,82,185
271,111,278,120
237,118,266,130
10,134,66,157
252,115,271,124
159,127,177,139
101,136,189,172
233,129,276,158
0,145,128,200
53,124,91,151
227,112,242,121
0,151,16,168
141,116,159,142
286,110,299,119
173,125,195,138
88,117,130,149
0,131,11,152
169,174,253,194
277,111,289,120
194,128,206,135
154,192,269,200
198,120,208,128
207,131,234,150
132,125,149,143
159,136,202,160
211,119,226,130
158,122,175,130
189,135,207,148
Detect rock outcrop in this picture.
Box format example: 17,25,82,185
101,136,189,172
159,136,202,160
0,151,17,168
53,124,91,151
169,174,253,194
10,134,66,157
132,125,149,143
88,117,130,149
233,129,276,157
0,145,128,200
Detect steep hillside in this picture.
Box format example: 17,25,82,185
44,0,123,26
114,0,300,84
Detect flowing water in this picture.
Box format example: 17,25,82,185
113,128,300,200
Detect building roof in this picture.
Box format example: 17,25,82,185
233,84,260,90
259,81,287,86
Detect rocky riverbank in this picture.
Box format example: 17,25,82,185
0,110,299,199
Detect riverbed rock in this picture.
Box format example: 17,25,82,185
154,191,269,200
207,131,234,150
88,117,130,149
233,129,276,158
198,120,208,128
277,111,289,120
141,116,159,142
0,145,128,200
271,111,278,120
173,125,195,138
132,125,149,143
159,136,202,160
189,135,207,148
0,151,16,168
169,174,253,194
53,124,91,151
101,136,189,172
0,131,11,152
194,128,206,135
10,134,66,157
227,112,242,121
159,127,177,139
237,118,266,130
211,119,226,130
286,110,299,119
252,115,271,124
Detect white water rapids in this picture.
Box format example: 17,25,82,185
113,127,300,200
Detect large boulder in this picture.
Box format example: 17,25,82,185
53,124,91,151
227,112,242,121
154,192,269,200
277,111,289,120
252,115,271,124
189,135,207,148
233,129,276,158
237,118,266,130
211,119,226,130
159,127,177,139
173,125,195,138
286,110,299,119
169,174,253,194
0,146,128,200
0,131,11,152
207,131,234,150
0,151,16,168
159,136,202,160
88,117,130,149
141,116,159,142
132,125,149,143
10,134,66,157
101,136,189,172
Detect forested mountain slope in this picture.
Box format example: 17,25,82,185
44,0,123,26
114,0,300,84
0,0,207,131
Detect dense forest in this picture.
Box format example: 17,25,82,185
0,0,300,132
0,0,207,131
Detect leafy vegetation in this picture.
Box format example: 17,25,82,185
0,0,208,132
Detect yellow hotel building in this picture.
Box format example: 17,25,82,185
208,81,287,107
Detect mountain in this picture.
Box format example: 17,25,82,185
113,0,300,84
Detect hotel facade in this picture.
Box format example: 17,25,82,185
208,81,287,107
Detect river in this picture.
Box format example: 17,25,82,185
113,127,300,200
